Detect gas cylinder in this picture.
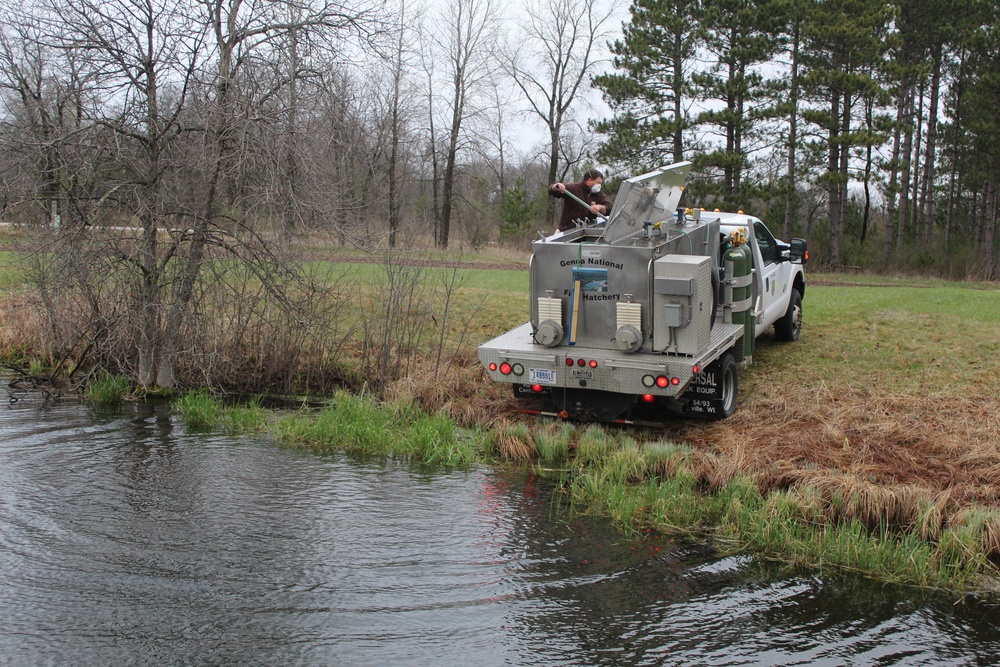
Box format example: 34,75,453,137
724,233,754,360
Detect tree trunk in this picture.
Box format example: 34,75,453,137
388,24,404,248
547,124,559,228
910,77,924,239
897,85,914,250
861,92,879,244
920,43,942,245
154,25,233,388
439,95,462,248
986,173,997,280
827,89,842,266
838,90,851,251
138,58,162,389
284,17,301,231
884,78,907,257
672,26,684,162
783,17,800,241
945,51,966,251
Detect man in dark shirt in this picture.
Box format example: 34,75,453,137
548,168,612,232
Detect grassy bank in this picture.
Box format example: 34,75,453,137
4,236,1000,597
176,389,493,466
534,424,1000,594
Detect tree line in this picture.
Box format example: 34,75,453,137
0,0,614,248
596,0,1000,277
3,0,998,272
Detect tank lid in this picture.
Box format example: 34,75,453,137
601,161,693,244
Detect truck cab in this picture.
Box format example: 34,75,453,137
717,214,806,342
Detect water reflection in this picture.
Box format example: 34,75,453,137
0,398,997,666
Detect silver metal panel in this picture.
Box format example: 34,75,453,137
529,219,721,351
529,241,654,350
603,162,693,244
653,255,712,355
478,321,743,397
663,303,684,328
654,277,693,295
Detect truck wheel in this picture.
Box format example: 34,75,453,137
680,351,738,420
713,353,738,419
775,288,802,342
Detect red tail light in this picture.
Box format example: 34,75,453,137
499,362,512,375
641,394,655,403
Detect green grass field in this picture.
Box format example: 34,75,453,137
747,279,1000,398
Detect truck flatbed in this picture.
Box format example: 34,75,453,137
479,320,743,397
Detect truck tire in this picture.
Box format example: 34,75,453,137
711,352,738,419
775,288,802,342
680,351,738,420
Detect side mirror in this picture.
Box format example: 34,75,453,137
789,238,808,264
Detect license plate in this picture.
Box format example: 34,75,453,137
529,368,556,384
570,370,594,380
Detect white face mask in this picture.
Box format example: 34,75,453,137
590,183,602,194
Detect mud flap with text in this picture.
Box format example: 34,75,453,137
678,353,737,420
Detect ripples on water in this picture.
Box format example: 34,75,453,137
0,399,998,666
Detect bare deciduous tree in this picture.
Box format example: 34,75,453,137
2,0,383,391
504,0,612,225
428,0,500,248
153,0,381,387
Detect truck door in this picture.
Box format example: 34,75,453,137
753,221,788,332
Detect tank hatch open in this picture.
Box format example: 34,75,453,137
600,161,693,244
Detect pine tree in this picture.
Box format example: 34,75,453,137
692,0,784,206
799,0,890,266
961,9,1000,277
592,0,702,172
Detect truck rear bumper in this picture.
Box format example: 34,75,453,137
478,322,742,397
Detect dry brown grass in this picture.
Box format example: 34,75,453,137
0,292,42,356
491,419,538,461
651,382,1000,536
371,354,1000,525
383,356,514,429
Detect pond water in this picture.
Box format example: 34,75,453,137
1,399,998,666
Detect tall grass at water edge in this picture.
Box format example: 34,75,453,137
85,374,132,406
277,392,489,466
176,390,269,434
175,390,490,466
168,386,1000,595
526,426,1000,594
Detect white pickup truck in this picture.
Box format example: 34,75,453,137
478,162,807,422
